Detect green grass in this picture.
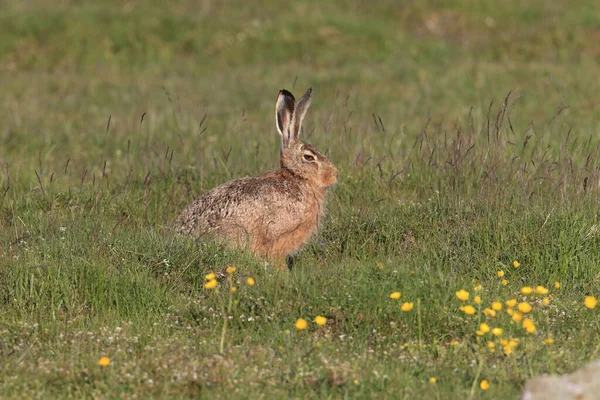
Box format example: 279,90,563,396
1,0,600,398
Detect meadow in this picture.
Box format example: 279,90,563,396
1,0,600,398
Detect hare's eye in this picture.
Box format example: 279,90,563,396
303,154,315,162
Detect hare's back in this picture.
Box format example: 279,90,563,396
177,174,306,236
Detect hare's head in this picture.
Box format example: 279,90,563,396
275,88,338,188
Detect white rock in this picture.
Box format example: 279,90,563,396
521,360,600,400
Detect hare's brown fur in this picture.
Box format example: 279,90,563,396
176,88,337,264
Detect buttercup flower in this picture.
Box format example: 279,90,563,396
247,277,256,286
505,299,517,308
390,292,401,300
534,286,549,295
553,281,560,289
98,357,110,367
491,301,502,311
429,377,437,384
512,312,523,322
480,380,490,390
513,260,520,268
204,279,218,289
522,318,536,334
230,286,237,293
455,290,469,301
483,308,496,317
520,287,533,295
584,296,597,309
501,279,509,286
479,323,490,333
205,273,216,281
226,266,237,274
544,338,555,344
542,297,550,305
517,302,532,313
295,318,308,330
504,338,519,354
491,328,503,336
314,316,327,326
460,305,476,315
497,270,505,277
474,296,482,304
473,284,483,292
401,302,414,312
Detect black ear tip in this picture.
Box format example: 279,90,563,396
279,89,294,98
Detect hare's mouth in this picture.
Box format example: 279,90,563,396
323,177,338,188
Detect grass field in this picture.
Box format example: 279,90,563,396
1,0,600,398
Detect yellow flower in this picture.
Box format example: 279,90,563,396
505,299,517,308
512,312,523,322
542,297,550,305
247,277,256,286
584,296,597,309
98,357,110,367
487,342,495,349
506,308,514,316
455,290,470,301
474,296,482,304
473,284,483,292
553,281,560,289
491,328,503,336
205,273,216,281
534,286,549,295
460,305,476,315
401,302,414,312
501,279,508,286
429,377,437,384
389,292,401,300
314,316,327,326
520,286,533,295
522,318,536,334
377,262,384,270
544,338,555,344
450,340,460,346
226,266,237,274
230,286,237,293
497,270,505,277
503,339,519,355
491,301,502,311
475,330,484,336
517,302,532,313
479,323,490,333
204,279,218,289
295,318,308,330
480,379,490,390
354,379,360,385
483,308,496,317
513,260,520,268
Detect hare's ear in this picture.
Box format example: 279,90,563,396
290,87,312,140
276,89,295,147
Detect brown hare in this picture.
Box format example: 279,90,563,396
176,88,338,266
